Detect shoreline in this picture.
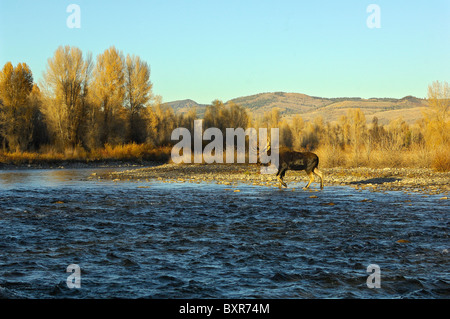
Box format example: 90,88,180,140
1,161,448,195
0,160,164,171
95,163,449,196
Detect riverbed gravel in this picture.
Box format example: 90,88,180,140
97,164,449,196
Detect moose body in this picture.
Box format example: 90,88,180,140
276,149,324,190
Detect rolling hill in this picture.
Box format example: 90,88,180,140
163,92,428,124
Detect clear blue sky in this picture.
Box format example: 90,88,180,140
0,0,449,104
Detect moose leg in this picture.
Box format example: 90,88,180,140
276,168,282,188
313,168,324,189
277,168,288,188
303,171,315,190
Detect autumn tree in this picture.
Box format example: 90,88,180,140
176,106,197,134
424,80,449,149
0,62,42,151
367,117,383,148
347,109,367,164
261,107,281,129
146,96,177,146
323,121,342,149
203,99,225,130
279,120,293,148
301,122,319,150
124,54,153,143
323,121,346,166
91,46,126,145
204,100,249,130
348,109,366,150
424,80,450,170
222,101,249,129
41,45,92,148
290,115,305,150
203,100,249,153
339,114,351,146
28,84,49,149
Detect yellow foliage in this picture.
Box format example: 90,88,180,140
0,144,171,165
431,145,450,172
423,81,449,149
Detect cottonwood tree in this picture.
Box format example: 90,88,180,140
290,115,305,150
279,120,293,148
203,99,224,131
146,96,177,146
203,100,249,131
261,107,281,130
0,62,39,151
347,109,367,164
424,80,449,149
348,109,366,150
91,46,126,145
176,107,197,133
203,100,249,152
222,101,249,129
423,80,450,170
124,54,153,143
28,84,49,149
41,45,92,148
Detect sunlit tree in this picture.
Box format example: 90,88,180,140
125,54,153,143
279,120,293,148
0,62,39,151
424,80,449,148
91,46,126,145
203,99,224,130
146,96,177,146
41,45,92,148
262,107,281,129
290,115,305,150
423,80,450,170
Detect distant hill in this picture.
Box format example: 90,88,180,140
162,99,208,118
164,92,428,124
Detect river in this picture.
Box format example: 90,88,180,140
0,168,448,298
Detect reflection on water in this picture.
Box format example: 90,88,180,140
0,170,37,186
0,168,121,188
0,168,448,299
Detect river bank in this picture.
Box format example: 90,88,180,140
94,163,449,196
1,160,448,195
0,160,161,170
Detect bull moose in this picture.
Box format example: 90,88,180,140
263,139,324,190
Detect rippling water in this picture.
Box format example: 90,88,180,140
0,168,448,298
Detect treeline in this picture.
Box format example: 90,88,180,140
258,81,448,170
0,45,185,152
0,46,448,170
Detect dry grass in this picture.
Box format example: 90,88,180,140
0,142,448,172
431,146,450,172
90,143,171,162
0,143,171,165
315,144,436,170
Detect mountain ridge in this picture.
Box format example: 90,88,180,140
162,92,428,124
